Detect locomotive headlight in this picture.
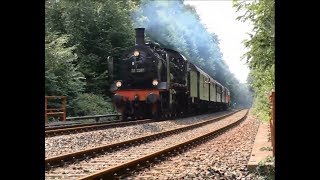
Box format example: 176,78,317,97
133,50,139,57
152,79,158,86
116,81,122,87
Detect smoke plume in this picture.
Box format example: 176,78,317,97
131,0,228,79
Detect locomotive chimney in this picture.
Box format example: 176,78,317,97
135,28,145,45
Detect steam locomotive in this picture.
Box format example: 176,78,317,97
110,28,230,120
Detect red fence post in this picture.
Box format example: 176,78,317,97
62,96,66,122
269,90,275,156
45,97,48,124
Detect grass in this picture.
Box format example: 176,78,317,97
260,146,272,151
253,156,275,180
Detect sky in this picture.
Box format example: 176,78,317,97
184,0,253,83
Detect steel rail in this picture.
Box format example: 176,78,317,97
79,110,248,179
45,110,241,168
45,118,158,137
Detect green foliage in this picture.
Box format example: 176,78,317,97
254,156,275,180
45,0,138,116
233,0,274,120
260,146,272,151
73,93,115,116
45,33,85,97
45,0,136,95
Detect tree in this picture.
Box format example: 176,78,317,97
45,33,86,115
45,0,138,116
45,0,136,95
45,33,85,97
233,0,275,121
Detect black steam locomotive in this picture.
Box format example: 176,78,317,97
110,28,230,120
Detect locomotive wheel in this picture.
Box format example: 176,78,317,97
152,112,159,120
121,114,128,121
121,112,130,121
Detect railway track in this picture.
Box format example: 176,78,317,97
45,118,161,137
45,110,239,158
45,109,247,179
45,110,239,137
45,114,121,130
45,121,118,131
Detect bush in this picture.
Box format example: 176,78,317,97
254,156,275,180
73,93,115,116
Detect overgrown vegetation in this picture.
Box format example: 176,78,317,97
253,156,275,180
233,0,275,121
260,146,272,151
45,0,135,116
73,93,114,116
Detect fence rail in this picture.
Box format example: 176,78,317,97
66,114,121,122
45,96,121,124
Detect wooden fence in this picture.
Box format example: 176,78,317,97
45,96,66,123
